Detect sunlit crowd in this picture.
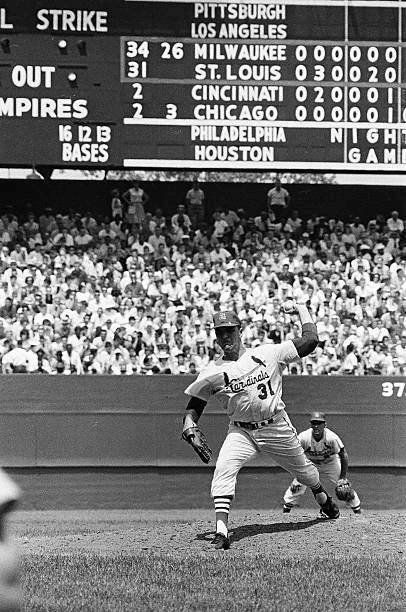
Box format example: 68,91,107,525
0,180,405,375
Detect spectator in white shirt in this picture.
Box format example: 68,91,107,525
316,315,335,344
340,343,360,375
209,243,231,265
266,177,291,220
171,205,192,232
251,276,269,307
9,244,28,267
36,348,53,373
162,275,183,302
386,210,404,234
185,179,206,228
75,228,93,247
211,210,229,241
395,334,406,367
1,339,30,373
62,343,83,374
370,318,390,342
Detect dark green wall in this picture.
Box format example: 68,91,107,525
0,375,404,467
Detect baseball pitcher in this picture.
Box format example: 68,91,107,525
182,300,340,550
283,412,361,514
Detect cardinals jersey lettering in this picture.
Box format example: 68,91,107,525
298,428,344,464
184,341,298,422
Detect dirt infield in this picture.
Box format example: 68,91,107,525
6,466,406,610
12,506,406,610
11,509,406,558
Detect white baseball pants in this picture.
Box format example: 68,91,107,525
0,469,21,508
211,410,321,498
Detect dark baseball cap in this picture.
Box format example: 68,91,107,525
310,412,326,422
213,311,241,329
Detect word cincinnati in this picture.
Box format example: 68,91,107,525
225,370,270,393
191,85,284,103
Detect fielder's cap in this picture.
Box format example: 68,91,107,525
310,411,326,422
213,311,241,329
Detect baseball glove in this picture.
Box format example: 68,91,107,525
335,478,355,502
290,479,302,494
182,414,212,464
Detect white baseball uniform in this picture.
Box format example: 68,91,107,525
283,427,361,509
0,469,21,509
184,341,321,498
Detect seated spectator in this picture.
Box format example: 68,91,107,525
171,205,192,233
1,339,29,373
386,210,404,234
0,196,403,378
193,344,210,371
340,343,360,375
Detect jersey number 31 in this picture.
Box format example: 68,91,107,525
257,381,274,400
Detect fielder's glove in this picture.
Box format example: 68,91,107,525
335,478,355,502
182,414,212,464
290,479,302,494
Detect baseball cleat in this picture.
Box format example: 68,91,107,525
283,505,292,513
211,533,230,550
352,507,362,515
320,496,340,519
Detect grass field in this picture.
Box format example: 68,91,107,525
11,509,406,612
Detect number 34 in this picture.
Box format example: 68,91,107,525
382,382,405,397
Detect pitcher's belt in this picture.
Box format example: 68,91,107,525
233,418,274,430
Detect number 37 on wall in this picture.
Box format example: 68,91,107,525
381,382,405,397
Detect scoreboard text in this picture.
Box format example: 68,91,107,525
0,0,405,170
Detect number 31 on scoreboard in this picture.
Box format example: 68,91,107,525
381,382,405,397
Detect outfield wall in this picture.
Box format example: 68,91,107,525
0,375,404,468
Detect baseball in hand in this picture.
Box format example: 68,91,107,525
282,300,297,314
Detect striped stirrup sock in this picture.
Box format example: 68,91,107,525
214,496,232,537
214,496,232,514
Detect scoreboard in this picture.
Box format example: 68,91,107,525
0,0,405,170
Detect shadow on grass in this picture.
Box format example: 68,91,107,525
196,518,323,544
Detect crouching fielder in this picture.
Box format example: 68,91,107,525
283,411,361,515
181,299,339,551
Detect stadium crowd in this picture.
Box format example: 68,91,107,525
0,179,405,376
